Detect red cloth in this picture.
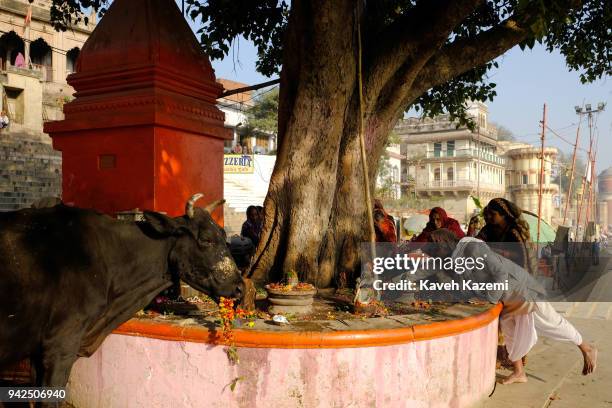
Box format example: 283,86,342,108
412,207,465,242
375,215,397,242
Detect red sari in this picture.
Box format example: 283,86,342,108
374,209,397,243
412,207,465,242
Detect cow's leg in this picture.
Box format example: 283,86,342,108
36,353,77,387
31,349,78,408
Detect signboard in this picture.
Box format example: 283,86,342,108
224,154,254,174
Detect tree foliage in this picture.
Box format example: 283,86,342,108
49,0,611,126
491,122,516,141
245,87,279,136
554,150,586,196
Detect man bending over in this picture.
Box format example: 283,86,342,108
424,229,597,385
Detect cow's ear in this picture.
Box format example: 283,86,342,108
144,211,182,236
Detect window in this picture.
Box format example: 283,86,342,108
66,47,80,75
447,167,454,181
446,141,455,157
434,168,441,181
433,142,441,157
522,174,528,185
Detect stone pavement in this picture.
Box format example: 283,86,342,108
475,248,612,408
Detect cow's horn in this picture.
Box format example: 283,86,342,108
185,193,204,218
204,199,226,213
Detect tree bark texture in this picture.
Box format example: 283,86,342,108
248,0,576,287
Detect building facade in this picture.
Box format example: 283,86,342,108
376,142,402,199
396,102,505,222
498,141,559,224
0,0,94,134
0,0,93,211
598,167,612,232
217,79,276,154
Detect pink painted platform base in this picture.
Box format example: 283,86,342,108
66,318,498,408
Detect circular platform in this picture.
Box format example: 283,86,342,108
66,303,501,408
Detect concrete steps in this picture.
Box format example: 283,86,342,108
223,178,267,213
0,133,62,211
223,203,244,238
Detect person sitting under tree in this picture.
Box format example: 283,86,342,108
412,207,465,242
241,205,262,247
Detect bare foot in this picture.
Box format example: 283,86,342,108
581,344,597,375
501,370,528,385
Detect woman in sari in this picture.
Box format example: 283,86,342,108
477,198,537,275
373,199,397,243
412,207,465,243
476,198,538,368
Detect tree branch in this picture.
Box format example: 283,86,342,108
364,0,484,101
219,78,281,98
413,0,581,98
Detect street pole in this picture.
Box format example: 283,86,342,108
577,112,594,237
537,103,546,243
563,121,581,225
574,102,605,238
558,163,563,221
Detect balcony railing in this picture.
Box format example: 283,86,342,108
426,148,505,165
416,179,505,192
30,64,54,82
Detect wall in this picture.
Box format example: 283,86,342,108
67,319,498,408
3,70,42,131
0,131,61,210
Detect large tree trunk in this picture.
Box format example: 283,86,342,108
248,0,406,288
248,0,541,287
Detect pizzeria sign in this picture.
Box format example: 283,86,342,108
224,154,254,173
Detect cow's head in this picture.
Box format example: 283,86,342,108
143,194,244,302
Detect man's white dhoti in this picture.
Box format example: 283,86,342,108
500,302,583,362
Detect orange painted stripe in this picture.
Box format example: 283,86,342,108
114,303,502,349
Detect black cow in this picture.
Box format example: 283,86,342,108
0,194,244,390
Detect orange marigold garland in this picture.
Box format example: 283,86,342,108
218,297,256,364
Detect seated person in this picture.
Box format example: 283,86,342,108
373,200,397,243
241,205,262,247
412,207,465,242
0,111,9,129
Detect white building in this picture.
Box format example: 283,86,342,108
376,142,403,199
396,102,506,222
217,79,276,154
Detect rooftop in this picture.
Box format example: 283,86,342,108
217,79,254,106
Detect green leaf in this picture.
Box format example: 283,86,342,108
469,195,483,210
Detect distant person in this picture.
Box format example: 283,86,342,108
0,111,9,129
467,214,483,237
256,205,264,225
14,52,25,68
241,205,262,247
233,144,243,154
412,207,465,242
592,237,600,266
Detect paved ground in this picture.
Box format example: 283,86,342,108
476,247,612,408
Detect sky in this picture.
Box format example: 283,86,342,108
174,1,611,173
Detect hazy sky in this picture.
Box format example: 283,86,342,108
178,2,611,173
